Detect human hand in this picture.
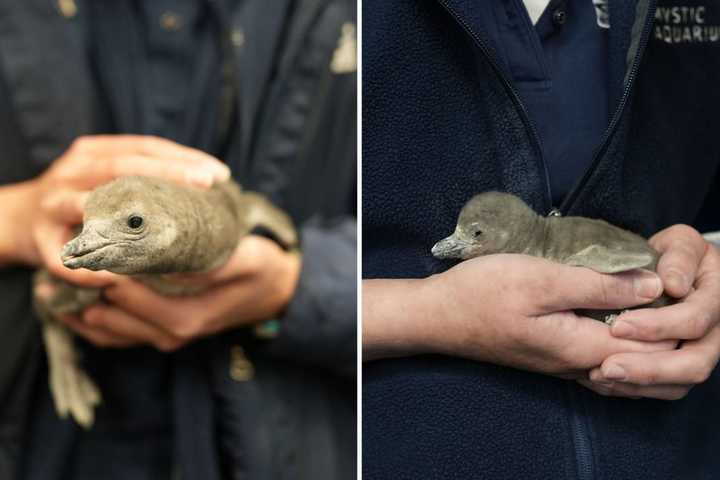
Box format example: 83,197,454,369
579,224,720,400
55,235,301,351
17,135,230,286
364,254,675,377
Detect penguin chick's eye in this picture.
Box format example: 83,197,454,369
473,229,482,237
128,215,144,229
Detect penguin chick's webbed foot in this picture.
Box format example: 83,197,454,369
42,320,101,429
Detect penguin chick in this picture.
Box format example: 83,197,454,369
61,176,297,275
432,191,671,320
36,176,298,428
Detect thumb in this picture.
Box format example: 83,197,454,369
41,189,89,225
541,313,676,371
538,265,663,313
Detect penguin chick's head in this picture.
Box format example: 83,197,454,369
432,191,537,260
61,176,182,274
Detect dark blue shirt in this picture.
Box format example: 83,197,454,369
478,0,609,204
136,0,206,143
88,0,228,153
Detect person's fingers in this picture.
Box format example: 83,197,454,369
58,314,139,348
131,136,231,181
34,280,56,302
83,305,185,352
104,279,200,322
91,154,218,189
536,263,663,313
104,280,210,338
166,235,274,286
650,224,708,298
45,251,118,287
64,136,230,187
552,372,588,381
610,297,720,341
577,378,690,401
40,189,89,225
577,378,641,399
69,135,230,178
35,223,117,287
611,250,720,341
536,312,676,372
104,277,258,339
591,326,720,386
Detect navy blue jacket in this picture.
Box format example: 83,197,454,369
0,1,356,479
363,0,720,479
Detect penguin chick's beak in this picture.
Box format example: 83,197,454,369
60,230,112,270
431,235,467,259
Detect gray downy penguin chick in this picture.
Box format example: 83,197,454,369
35,176,298,428
61,176,297,276
432,191,671,320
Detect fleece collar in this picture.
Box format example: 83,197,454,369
436,0,655,114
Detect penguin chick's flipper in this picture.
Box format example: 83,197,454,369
241,192,299,249
564,244,655,274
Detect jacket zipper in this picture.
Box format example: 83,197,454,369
435,4,593,478
557,5,657,478
437,0,554,213
567,384,595,480
558,0,658,215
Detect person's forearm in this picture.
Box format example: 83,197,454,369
363,277,444,361
0,180,39,267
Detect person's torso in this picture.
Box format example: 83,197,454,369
0,0,356,478
362,0,720,479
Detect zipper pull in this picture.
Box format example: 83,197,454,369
547,207,562,217
57,0,77,19
229,345,255,382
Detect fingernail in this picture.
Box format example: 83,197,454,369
666,268,689,294
603,364,627,381
34,283,55,300
187,170,214,188
198,157,230,179
611,320,636,338
589,379,613,388
634,271,662,300
214,164,231,181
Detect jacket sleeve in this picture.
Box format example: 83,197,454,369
256,217,356,377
